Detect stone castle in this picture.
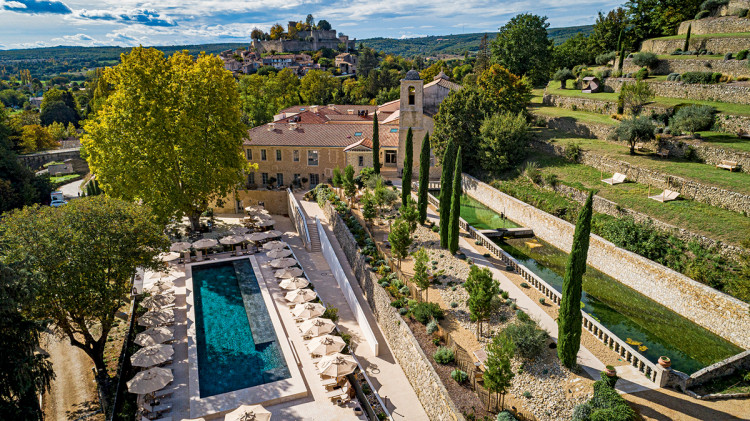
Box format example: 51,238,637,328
252,23,356,53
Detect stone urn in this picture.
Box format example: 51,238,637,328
658,356,671,368
604,365,617,377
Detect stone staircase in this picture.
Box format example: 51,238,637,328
306,220,321,252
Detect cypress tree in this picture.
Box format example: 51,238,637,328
557,192,594,368
448,147,462,254
683,25,691,52
417,132,431,224
401,127,413,206
618,47,625,72
372,113,380,175
438,140,456,248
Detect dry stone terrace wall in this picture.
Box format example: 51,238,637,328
604,77,750,106
461,173,750,349
679,17,750,35
621,57,750,78
321,202,465,421
641,36,750,55
532,112,615,140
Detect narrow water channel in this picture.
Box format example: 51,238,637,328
459,195,742,374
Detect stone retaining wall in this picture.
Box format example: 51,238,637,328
687,350,750,389
322,202,465,421
18,147,82,171
621,57,750,78
641,36,750,55
532,112,616,140
604,77,750,106
678,17,750,35
462,174,750,349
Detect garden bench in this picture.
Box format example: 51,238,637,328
656,148,669,158
716,160,740,172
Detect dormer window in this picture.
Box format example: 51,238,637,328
408,86,415,105
354,132,362,137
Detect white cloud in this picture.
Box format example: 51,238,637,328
4,1,27,8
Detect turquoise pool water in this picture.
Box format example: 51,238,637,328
192,259,290,398
460,195,742,374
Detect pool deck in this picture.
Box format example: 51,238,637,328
141,214,427,420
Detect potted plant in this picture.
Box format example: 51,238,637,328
658,356,671,368
604,365,617,376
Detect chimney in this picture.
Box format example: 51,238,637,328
310,105,319,113
268,122,276,131
289,122,299,130
347,109,354,115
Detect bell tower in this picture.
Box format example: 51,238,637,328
398,70,424,175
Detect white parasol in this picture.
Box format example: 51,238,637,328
219,235,246,245
307,335,346,356
245,232,269,242
157,252,180,262
266,249,292,259
142,293,175,310
263,241,287,251
192,238,218,249
270,257,298,268
126,367,173,394
279,277,309,290
170,242,192,252
134,326,174,347
318,353,357,377
138,308,174,327
228,226,248,235
292,302,326,319
224,404,271,421
274,267,303,279
285,288,317,304
264,230,283,238
130,344,174,367
256,220,275,228
299,317,335,337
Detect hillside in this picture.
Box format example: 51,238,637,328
360,25,594,57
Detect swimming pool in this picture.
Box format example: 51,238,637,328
192,259,291,398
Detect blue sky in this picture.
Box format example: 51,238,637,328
0,0,622,50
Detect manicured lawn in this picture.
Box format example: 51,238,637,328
527,133,750,245
531,104,619,125
50,174,80,184
698,131,750,153
544,84,750,116
653,32,750,40
536,128,750,197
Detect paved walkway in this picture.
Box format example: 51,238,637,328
291,205,430,421
59,178,85,199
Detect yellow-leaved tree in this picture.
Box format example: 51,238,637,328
83,47,254,231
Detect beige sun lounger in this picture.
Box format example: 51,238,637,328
602,172,627,185
195,250,204,262
649,189,679,202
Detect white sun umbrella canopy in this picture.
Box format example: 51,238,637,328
263,241,287,251
170,242,192,252
228,226,248,235
135,326,174,347
148,279,174,294
285,288,317,304
274,267,303,279
138,308,174,327
319,353,357,377
246,232,269,242
266,248,292,259
299,317,336,337
254,213,272,222
224,404,271,421
126,367,173,395
256,220,276,228
292,302,326,319
157,252,180,262
142,293,175,310
264,230,283,238
130,344,174,367
270,257,298,269
219,235,246,245
279,277,309,290
192,238,218,250
307,335,346,356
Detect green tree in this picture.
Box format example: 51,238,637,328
0,134,52,213
684,24,692,52
553,68,575,89
332,166,343,188
361,190,377,227
589,8,632,54
553,33,598,70
475,34,490,74
484,332,515,410
625,0,703,45
438,140,457,249
0,196,169,404
372,113,380,174
479,112,529,175
82,47,251,231
417,132,431,224
239,68,300,128
19,124,57,153
388,218,413,267
401,197,419,234
615,116,655,154
412,248,431,301
401,128,414,206
343,164,356,206
491,13,553,87
464,265,500,338
670,105,716,135
374,177,398,217
300,69,341,104
40,100,77,127
558,192,594,368
0,263,54,420
317,19,332,31
618,81,654,116
448,147,463,254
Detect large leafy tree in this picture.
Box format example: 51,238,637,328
553,33,598,70
83,47,251,231
40,88,79,126
0,264,54,420
491,13,553,87
300,69,341,104
0,196,169,400
478,112,530,175
417,132,430,224
448,147,462,254
464,265,500,338
0,125,52,213
590,8,633,54
239,68,300,128
401,127,413,206
625,0,703,45
558,192,594,368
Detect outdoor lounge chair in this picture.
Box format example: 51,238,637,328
649,189,679,202
602,172,627,185
182,251,191,264
195,250,204,262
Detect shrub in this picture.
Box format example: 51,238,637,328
724,52,734,60
671,49,682,55
431,225,439,232
681,71,721,84
670,105,716,134
666,73,682,81
542,173,558,187
500,290,510,299
553,68,575,89
451,369,468,383
619,81,654,115
390,299,404,309
737,8,750,17
433,346,455,364
595,52,617,66
497,411,518,421
399,307,408,315
451,301,458,308
634,67,649,80
572,403,593,421
399,285,410,295
520,282,529,288
380,281,390,288
412,302,445,324
426,318,439,334
595,69,612,80
701,0,729,12
737,50,749,60
695,10,711,19
564,142,582,162
524,162,542,184
504,320,549,359
632,52,659,69
516,309,531,323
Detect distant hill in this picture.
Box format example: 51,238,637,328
360,25,594,57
